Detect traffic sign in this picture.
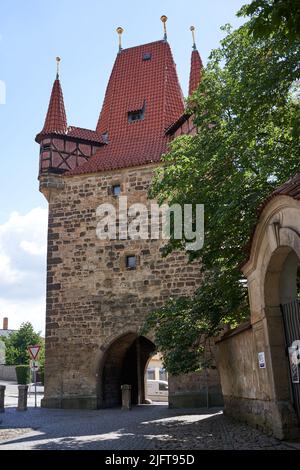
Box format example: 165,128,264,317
30,360,39,371
28,345,41,360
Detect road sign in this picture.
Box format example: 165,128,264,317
30,360,39,371
28,345,41,361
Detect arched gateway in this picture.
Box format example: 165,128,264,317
97,333,155,408
217,178,300,439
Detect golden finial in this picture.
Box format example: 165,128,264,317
190,26,196,50
160,15,168,41
116,27,124,52
56,56,61,79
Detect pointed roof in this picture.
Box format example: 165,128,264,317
68,40,184,175
36,79,105,145
40,77,67,135
189,49,203,96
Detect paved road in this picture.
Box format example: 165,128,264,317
1,401,299,450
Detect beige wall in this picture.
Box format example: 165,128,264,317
217,196,300,439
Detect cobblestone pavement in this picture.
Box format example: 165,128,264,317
0,404,299,450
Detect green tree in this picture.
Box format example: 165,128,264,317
143,15,300,375
239,0,300,41
3,322,43,365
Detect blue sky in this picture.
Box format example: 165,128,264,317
0,0,246,332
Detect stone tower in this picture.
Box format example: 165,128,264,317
37,28,222,409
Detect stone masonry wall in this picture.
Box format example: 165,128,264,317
42,163,204,408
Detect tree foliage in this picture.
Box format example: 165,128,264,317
3,322,44,366
239,0,300,41
143,14,300,375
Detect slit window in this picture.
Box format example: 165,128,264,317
42,144,51,151
112,184,121,197
126,255,137,270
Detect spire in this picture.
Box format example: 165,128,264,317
190,26,196,50
40,58,67,135
56,56,61,79
188,27,203,96
160,15,168,41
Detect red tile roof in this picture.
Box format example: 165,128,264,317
39,78,67,136
67,40,185,176
36,84,104,144
189,49,203,96
66,126,104,143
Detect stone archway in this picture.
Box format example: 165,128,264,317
264,246,300,426
97,332,156,408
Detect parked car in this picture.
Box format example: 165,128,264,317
146,379,169,402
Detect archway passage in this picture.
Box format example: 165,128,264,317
98,333,156,408
265,247,300,424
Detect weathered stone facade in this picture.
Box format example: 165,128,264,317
38,35,223,410
40,165,203,408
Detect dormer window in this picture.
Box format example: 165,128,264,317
128,109,144,123
128,101,146,123
143,53,152,61
102,132,109,143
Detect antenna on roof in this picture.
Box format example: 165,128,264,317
160,15,168,41
56,57,61,79
116,27,124,53
190,26,197,50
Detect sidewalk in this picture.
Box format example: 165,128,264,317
0,380,44,408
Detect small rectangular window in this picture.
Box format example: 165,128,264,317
126,255,137,270
112,185,121,197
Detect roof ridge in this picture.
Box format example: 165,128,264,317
119,39,165,52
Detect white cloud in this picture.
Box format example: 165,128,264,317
20,240,47,256
0,297,45,335
0,208,48,333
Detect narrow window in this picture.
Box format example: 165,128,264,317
126,255,137,270
112,184,121,197
159,368,167,381
147,369,155,380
